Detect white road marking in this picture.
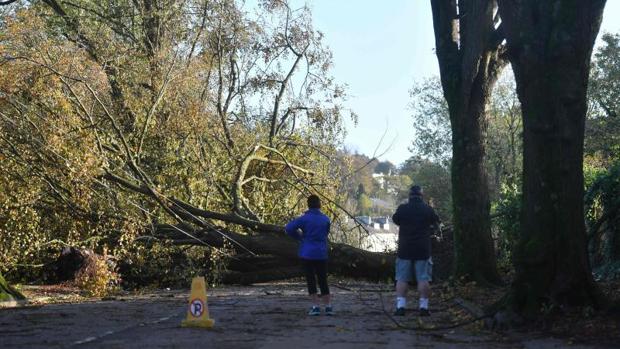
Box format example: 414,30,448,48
71,311,179,346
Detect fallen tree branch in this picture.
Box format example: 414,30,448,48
155,223,395,282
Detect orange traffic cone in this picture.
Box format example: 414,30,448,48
181,276,215,328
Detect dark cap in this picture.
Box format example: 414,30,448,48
409,185,423,197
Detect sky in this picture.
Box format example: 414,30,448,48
284,0,620,166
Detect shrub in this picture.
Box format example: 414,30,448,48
493,181,521,270
73,250,120,297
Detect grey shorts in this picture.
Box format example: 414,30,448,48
395,257,433,282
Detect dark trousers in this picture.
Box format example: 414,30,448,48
302,259,330,295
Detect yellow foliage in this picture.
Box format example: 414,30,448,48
0,1,351,286
73,251,120,298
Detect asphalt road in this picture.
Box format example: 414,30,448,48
0,283,612,349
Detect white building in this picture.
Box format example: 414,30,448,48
372,173,386,189
374,216,390,230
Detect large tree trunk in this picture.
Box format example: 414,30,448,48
498,0,607,315
431,0,504,284
451,96,499,283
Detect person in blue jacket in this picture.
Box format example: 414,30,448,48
285,194,332,316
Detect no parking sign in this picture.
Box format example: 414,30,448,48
181,277,215,328
189,298,204,317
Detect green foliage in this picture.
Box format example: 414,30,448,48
408,73,522,203
486,74,522,199
492,181,521,270
0,272,25,302
399,157,452,220
585,160,620,275
356,193,372,216
582,31,620,280
408,77,452,166
586,32,620,165
387,174,413,201
374,160,396,175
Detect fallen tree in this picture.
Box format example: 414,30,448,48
82,161,393,284
154,223,395,283
106,169,454,284
155,220,454,285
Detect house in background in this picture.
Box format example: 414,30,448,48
354,216,372,226
374,216,390,230
353,215,391,231
372,172,387,190
371,171,398,195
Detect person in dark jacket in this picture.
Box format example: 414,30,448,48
285,194,333,316
392,185,439,316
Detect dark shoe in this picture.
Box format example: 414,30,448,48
419,308,431,317
325,306,334,316
394,307,406,316
308,306,321,316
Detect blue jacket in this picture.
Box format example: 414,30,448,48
285,208,331,260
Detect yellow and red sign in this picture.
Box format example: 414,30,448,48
181,277,215,328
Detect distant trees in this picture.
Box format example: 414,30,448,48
409,77,451,167
374,161,396,175
486,74,522,194
585,32,620,280
356,194,372,216
400,157,452,220
586,32,620,163
409,74,522,200
338,153,378,214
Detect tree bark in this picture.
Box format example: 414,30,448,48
431,0,505,284
158,224,396,282
450,87,500,284
498,0,607,315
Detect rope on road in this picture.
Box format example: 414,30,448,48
377,291,493,331
334,283,459,313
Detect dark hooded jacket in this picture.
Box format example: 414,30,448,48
392,196,439,260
